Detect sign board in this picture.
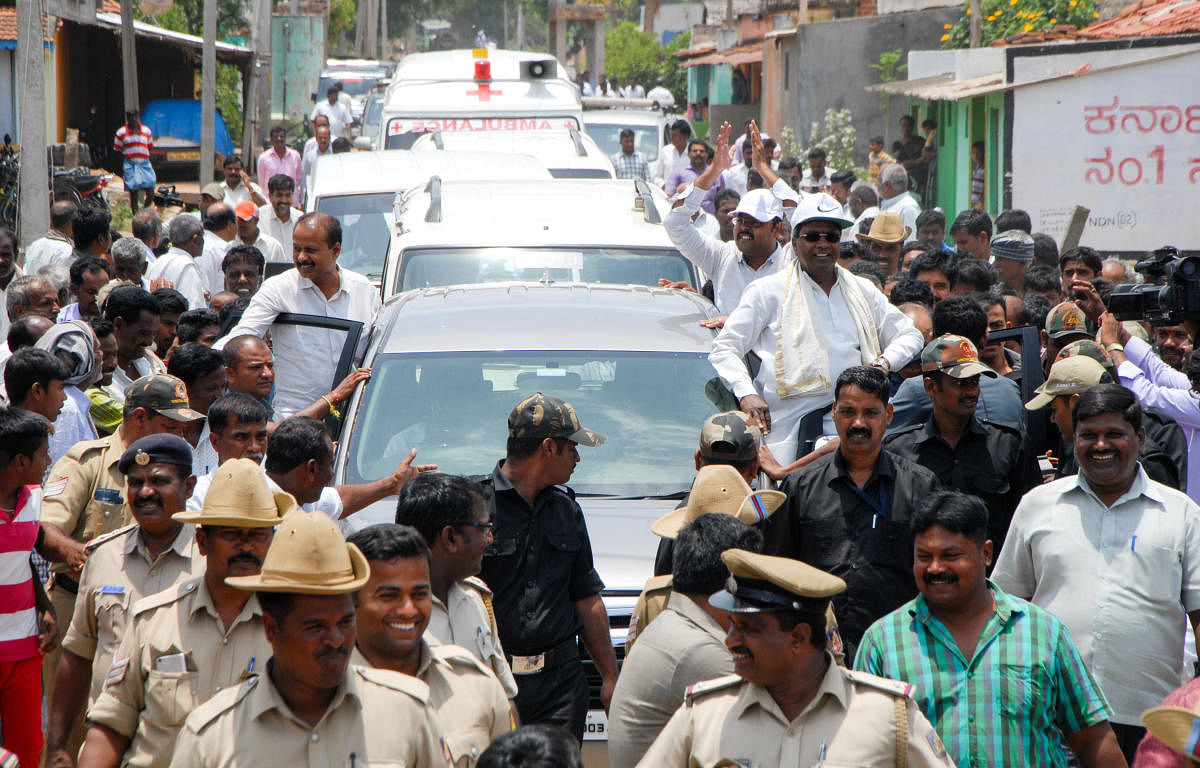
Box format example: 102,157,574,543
1011,50,1200,253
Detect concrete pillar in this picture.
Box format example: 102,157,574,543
200,0,216,185
16,0,48,246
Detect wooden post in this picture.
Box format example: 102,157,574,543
16,0,49,247
200,0,216,185
969,0,982,47
1060,205,1091,252
120,0,140,114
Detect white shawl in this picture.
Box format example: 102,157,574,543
774,263,881,398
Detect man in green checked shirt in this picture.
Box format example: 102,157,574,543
854,491,1126,767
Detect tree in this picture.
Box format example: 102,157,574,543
941,0,1098,47
605,21,689,104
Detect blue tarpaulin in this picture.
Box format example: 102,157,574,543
142,99,234,157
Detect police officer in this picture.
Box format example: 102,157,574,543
395,473,519,701
78,458,286,768
636,550,955,767
348,523,511,767
170,509,449,767
46,435,205,768
884,335,1040,556
40,374,204,726
479,392,617,741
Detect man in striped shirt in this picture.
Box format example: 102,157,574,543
113,110,156,212
0,406,58,768
856,491,1125,768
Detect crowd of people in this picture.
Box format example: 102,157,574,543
0,110,1198,768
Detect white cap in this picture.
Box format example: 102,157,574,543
732,189,784,224
790,192,853,232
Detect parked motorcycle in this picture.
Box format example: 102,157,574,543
53,168,111,212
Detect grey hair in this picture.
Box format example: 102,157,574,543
36,265,71,306
6,275,52,321
880,163,909,191
168,214,203,247
111,237,148,268
1103,258,1142,284
849,180,879,207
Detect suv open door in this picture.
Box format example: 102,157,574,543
270,311,366,438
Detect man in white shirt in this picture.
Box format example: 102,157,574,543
233,201,286,263
666,122,797,318
102,285,167,404
215,212,381,420
301,125,333,205
992,383,1200,763
626,77,646,98
651,119,691,188
218,154,267,207
23,201,76,273
258,175,302,259
198,202,237,298
709,192,923,465
845,182,880,244
799,147,835,193
878,163,920,243
146,216,207,309
646,77,674,107
310,87,353,140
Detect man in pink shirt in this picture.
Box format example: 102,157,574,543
0,407,58,768
255,126,302,208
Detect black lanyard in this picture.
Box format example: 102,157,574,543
848,481,889,528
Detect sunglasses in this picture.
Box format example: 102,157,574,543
732,216,772,228
798,231,840,243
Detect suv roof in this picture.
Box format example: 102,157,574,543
409,128,614,178
375,282,718,354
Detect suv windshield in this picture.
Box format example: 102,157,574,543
318,75,383,97
314,192,393,281
585,123,660,162
342,351,718,496
397,247,694,293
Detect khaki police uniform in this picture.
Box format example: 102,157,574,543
85,576,271,768
626,574,673,651
168,664,450,768
427,577,518,698
352,638,510,767
636,657,955,768
63,524,203,704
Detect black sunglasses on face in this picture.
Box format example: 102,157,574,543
798,231,840,243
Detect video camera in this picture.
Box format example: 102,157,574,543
1108,246,1200,326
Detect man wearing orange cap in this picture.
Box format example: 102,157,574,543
77,459,286,768
233,201,285,264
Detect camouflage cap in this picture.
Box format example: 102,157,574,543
920,334,997,380
1046,301,1090,340
699,411,762,461
508,392,605,447
1055,339,1116,376
1025,356,1107,410
125,374,204,422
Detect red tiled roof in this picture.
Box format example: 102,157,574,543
994,0,1200,43
99,0,122,13
673,43,717,59
0,7,60,43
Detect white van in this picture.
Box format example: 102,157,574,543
379,48,583,150
305,150,552,283
410,127,615,179
380,177,703,299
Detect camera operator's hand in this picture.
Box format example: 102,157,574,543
1070,279,1106,322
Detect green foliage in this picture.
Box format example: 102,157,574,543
215,64,242,141
869,49,906,82
330,0,356,49
605,22,689,105
800,108,864,178
110,196,133,233
941,0,1098,47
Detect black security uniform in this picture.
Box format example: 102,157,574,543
884,414,1041,555
480,461,605,741
760,449,940,661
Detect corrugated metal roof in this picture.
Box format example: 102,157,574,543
865,72,1008,99
93,12,252,61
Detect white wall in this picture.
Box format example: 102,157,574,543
0,51,14,141
1011,47,1200,252
879,0,958,14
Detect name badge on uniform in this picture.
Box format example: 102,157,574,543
100,585,126,595
95,488,122,504
476,626,495,659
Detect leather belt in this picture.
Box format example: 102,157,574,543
51,573,79,596
508,637,578,676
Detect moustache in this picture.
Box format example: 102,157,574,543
923,573,957,585
227,553,262,568
846,428,872,440
317,645,349,661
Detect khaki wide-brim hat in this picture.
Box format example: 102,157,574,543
226,509,370,594
651,465,786,539
173,458,292,527
1143,704,1200,762
855,210,911,244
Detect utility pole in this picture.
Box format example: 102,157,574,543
16,0,48,247
516,2,524,50
969,0,982,46
200,0,216,186
120,0,139,114
378,0,386,58
242,0,272,160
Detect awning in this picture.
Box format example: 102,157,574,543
683,42,764,68
93,12,252,64
865,72,1007,101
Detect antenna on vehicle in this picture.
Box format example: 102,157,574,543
431,130,444,150
633,179,661,224
392,191,402,229
567,125,587,157
425,175,442,223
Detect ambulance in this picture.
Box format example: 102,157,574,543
377,48,583,150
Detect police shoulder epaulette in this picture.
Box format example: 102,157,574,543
842,668,915,698
461,576,493,596
643,574,674,592
184,677,257,733
66,436,110,461
85,523,138,553
883,423,923,442
355,664,432,703
979,417,1022,436
130,577,198,618
684,674,743,701
432,643,494,677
